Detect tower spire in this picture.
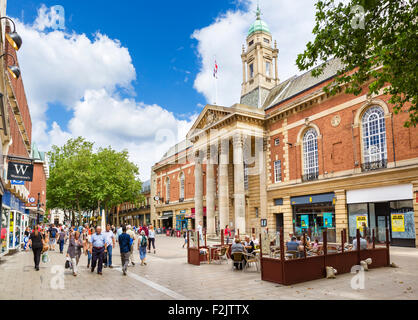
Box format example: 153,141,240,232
256,1,261,20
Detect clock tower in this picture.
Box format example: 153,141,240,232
240,5,279,108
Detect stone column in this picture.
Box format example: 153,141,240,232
274,57,278,81
335,190,348,243
282,196,293,236
233,134,246,234
194,150,204,229
219,139,229,233
206,149,216,236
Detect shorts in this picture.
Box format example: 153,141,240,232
49,238,56,245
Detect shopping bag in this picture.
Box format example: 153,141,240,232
42,252,50,263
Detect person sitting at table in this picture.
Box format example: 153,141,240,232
243,236,255,256
352,236,368,250
231,238,246,270
286,236,303,258
251,234,259,247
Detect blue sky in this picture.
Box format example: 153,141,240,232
8,0,318,179
9,0,245,126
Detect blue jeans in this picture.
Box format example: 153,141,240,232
87,250,92,264
59,240,65,253
139,246,147,260
106,245,113,266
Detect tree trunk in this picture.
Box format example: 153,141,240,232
71,209,75,226
77,197,82,226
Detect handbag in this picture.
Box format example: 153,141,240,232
65,257,70,269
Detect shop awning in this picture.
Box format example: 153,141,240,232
346,184,412,204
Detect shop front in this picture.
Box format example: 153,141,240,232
2,191,26,251
176,210,188,231
291,193,336,242
1,206,10,256
347,184,416,248
160,211,173,229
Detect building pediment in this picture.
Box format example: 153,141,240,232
187,105,232,139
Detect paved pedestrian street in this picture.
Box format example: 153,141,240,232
0,235,417,300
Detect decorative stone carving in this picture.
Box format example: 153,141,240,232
331,115,341,127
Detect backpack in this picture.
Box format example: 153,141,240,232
140,236,147,247
51,228,56,238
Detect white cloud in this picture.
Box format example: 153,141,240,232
192,0,317,107
14,6,195,180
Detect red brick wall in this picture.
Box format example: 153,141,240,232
5,27,32,144
27,163,47,211
267,87,418,183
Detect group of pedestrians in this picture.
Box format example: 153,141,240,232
27,222,157,277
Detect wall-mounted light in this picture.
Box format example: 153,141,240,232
0,17,23,51
0,53,20,79
286,142,293,147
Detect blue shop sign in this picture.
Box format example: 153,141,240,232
2,191,25,212
291,193,335,205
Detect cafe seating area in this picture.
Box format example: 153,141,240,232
260,228,391,285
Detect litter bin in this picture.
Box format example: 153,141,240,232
176,230,181,238
166,230,170,236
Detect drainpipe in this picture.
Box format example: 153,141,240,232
390,114,396,167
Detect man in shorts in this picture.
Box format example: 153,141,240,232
48,224,58,251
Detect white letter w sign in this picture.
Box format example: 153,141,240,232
7,161,34,182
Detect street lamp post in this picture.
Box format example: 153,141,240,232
36,192,40,225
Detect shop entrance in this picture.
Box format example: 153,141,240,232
275,213,283,232
375,202,390,243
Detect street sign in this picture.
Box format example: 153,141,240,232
11,180,25,185
261,219,267,227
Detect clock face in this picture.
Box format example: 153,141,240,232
331,115,341,127
154,196,160,201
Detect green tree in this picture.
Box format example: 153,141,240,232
47,138,143,226
296,0,418,127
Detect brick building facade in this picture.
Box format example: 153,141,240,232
148,9,418,248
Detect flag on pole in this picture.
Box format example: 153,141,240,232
213,60,218,79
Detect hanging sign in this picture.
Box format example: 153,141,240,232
7,158,34,182
391,214,405,233
301,215,309,229
323,212,333,228
356,215,368,232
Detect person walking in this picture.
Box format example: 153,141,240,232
67,231,83,276
225,225,231,245
126,225,136,266
197,221,204,243
58,227,66,254
85,227,94,268
28,225,45,271
138,230,148,266
48,224,58,251
182,229,188,248
89,226,107,275
118,225,131,276
147,225,156,254
103,224,115,268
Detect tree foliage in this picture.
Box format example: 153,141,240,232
296,0,418,127
47,137,143,223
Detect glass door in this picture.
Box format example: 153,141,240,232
375,202,390,243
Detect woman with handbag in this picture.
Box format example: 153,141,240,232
67,231,84,276
28,225,45,271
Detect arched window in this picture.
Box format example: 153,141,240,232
179,172,185,201
362,106,387,166
303,128,319,180
166,177,170,202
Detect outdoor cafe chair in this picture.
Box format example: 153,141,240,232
231,252,244,271
213,246,228,264
285,250,299,260
243,252,259,272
